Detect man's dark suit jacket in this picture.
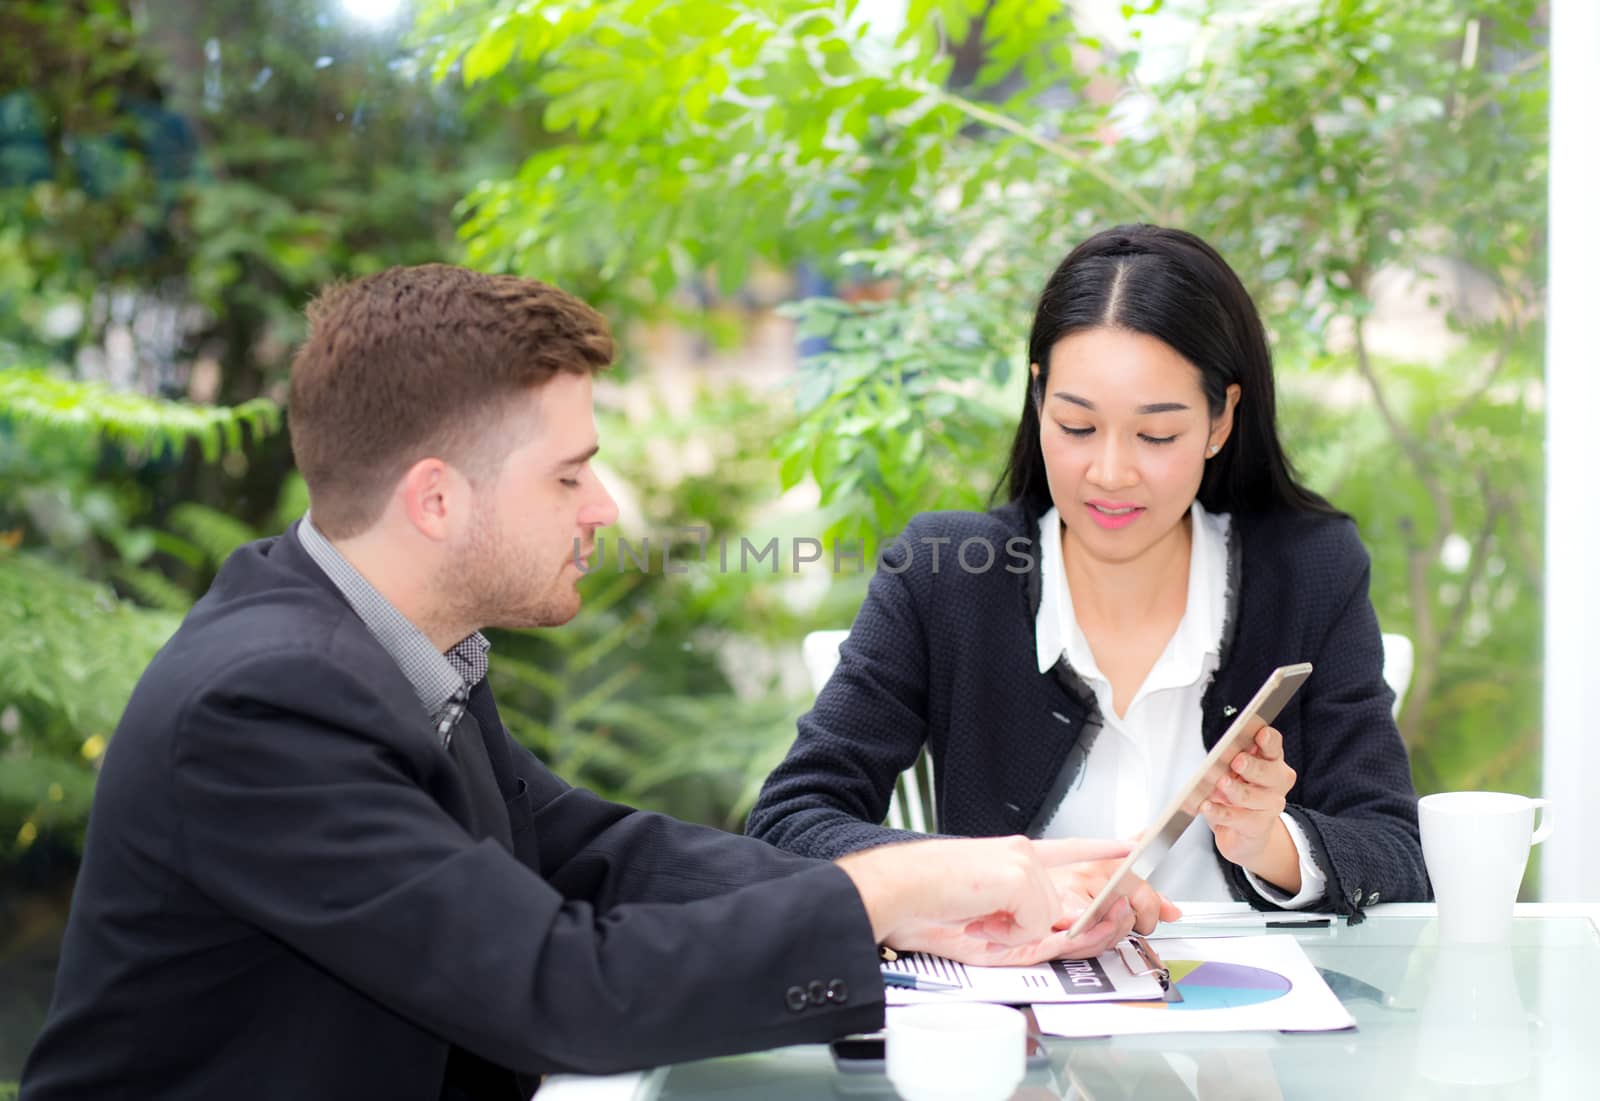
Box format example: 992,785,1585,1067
22,526,883,1100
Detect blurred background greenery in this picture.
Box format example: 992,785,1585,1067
0,0,1546,1079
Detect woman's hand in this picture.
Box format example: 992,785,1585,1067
1048,855,1181,935
1201,725,1301,891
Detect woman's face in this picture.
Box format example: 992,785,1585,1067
1034,326,1239,566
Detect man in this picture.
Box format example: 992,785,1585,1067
22,265,1135,1100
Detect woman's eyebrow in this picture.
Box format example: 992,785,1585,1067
1135,401,1190,414
1052,391,1190,414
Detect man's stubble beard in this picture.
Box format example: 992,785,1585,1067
442,506,579,633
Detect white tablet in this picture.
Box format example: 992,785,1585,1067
1061,662,1314,940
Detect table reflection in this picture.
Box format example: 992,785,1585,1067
1415,944,1545,1090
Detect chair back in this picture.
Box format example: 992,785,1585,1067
801,630,931,831
1380,632,1413,719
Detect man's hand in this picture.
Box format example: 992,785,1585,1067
886,896,1136,966
1049,855,1181,935
1201,725,1301,891
835,835,1138,966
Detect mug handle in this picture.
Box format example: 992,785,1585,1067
1529,798,1554,845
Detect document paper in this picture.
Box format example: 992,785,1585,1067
1031,934,1355,1036
884,941,1166,1005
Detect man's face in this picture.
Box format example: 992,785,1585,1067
448,373,617,630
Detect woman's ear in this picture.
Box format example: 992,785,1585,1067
1209,382,1243,452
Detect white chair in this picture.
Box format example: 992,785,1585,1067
801,628,1415,835
801,629,933,832
1380,632,1413,717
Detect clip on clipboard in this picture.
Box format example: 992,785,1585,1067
1117,934,1182,1003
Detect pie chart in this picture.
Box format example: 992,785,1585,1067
1125,959,1291,1011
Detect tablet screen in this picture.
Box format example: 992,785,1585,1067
1061,662,1314,940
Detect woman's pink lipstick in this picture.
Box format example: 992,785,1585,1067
1085,500,1144,529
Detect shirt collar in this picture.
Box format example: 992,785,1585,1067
1035,501,1229,679
296,515,489,722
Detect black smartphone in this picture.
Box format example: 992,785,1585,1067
829,1033,1049,1074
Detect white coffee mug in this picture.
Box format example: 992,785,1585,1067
884,1002,1027,1101
1419,792,1552,944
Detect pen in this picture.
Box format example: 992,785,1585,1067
1172,914,1334,928
881,969,963,992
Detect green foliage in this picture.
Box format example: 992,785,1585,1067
0,367,264,854
0,0,503,862
0,361,283,582
2,0,482,365
110,499,270,611
163,502,258,569
0,0,1552,853
488,575,804,831
420,0,1133,313
0,368,277,461
436,0,1549,800
0,551,178,850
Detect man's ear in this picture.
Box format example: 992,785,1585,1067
398,458,457,543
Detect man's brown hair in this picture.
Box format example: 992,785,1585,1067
288,263,613,538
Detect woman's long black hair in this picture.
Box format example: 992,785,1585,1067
997,223,1339,518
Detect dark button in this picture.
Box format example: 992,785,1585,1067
826,979,849,1004
807,980,827,1006
785,986,808,1012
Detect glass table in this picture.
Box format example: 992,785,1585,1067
540,904,1600,1100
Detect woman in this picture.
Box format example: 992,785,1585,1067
747,224,1428,917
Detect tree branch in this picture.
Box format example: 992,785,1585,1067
1398,533,1436,749
1352,316,1454,539
1443,338,1513,424
913,82,1161,221
1438,482,1503,657
1455,50,1548,121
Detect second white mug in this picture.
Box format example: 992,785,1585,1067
1419,791,1551,944
885,1002,1027,1101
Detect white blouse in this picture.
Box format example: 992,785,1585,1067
1034,502,1326,906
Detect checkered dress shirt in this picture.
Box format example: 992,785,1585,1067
297,516,489,747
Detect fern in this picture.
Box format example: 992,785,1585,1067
166,503,258,569
111,563,197,613
0,367,279,461
272,474,310,531
0,550,179,852
0,551,178,735
0,361,283,853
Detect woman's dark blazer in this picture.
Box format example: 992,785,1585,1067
747,499,1430,916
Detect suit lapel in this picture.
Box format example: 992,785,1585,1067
446,710,514,851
